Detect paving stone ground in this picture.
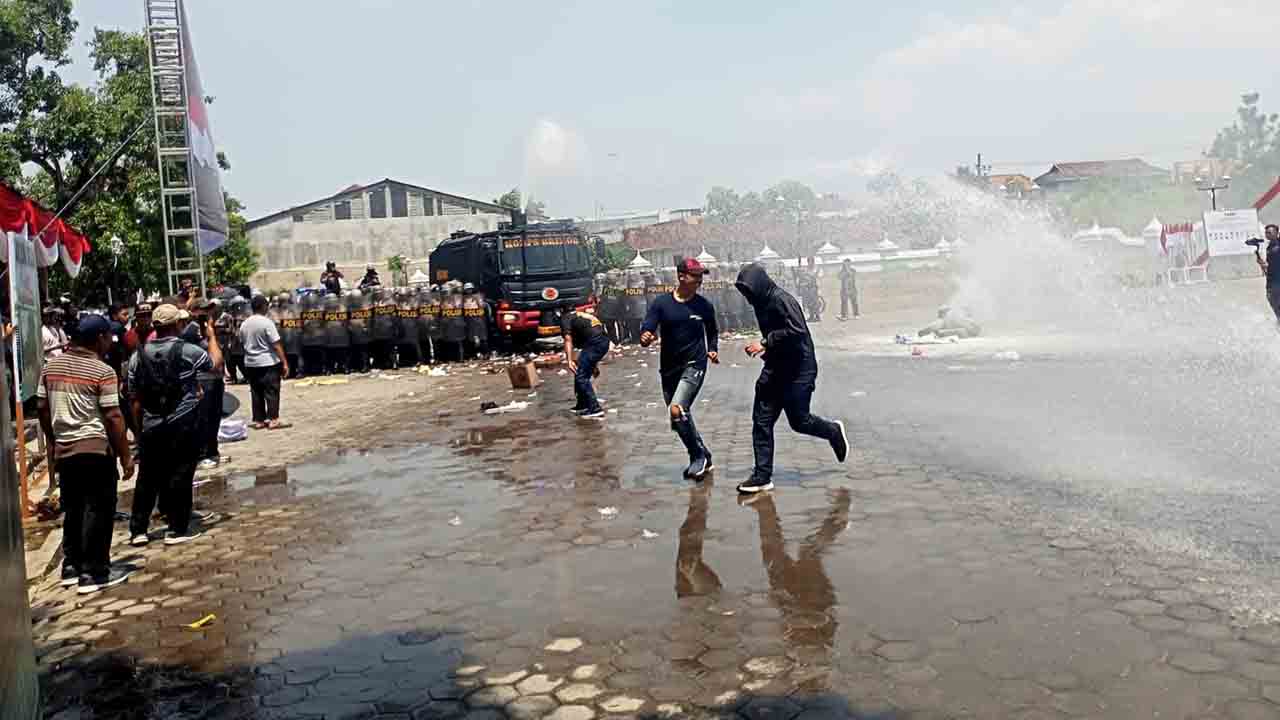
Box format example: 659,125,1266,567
29,339,1280,719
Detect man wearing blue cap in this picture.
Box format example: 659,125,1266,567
38,315,136,594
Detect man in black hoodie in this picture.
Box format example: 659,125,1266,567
734,263,848,493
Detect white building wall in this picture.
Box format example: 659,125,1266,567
247,213,508,287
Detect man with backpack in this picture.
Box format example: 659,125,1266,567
127,304,224,546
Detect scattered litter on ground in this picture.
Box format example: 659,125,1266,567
994,350,1021,361
428,366,449,377
316,378,349,386
186,614,216,630
557,369,568,376
607,409,618,414
484,401,530,415
894,334,912,345
946,365,972,372
292,379,315,387
645,402,658,408
641,529,659,540
448,514,462,527
597,506,619,519
380,374,402,380
911,347,925,357
407,392,416,397
849,391,867,398
469,395,482,401
627,373,639,378
730,364,741,368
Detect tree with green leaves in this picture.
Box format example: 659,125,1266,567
2,2,255,303
493,187,521,210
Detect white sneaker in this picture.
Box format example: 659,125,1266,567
197,458,219,470
164,530,204,546
129,534,150,547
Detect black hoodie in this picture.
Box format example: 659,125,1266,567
735,263,817,379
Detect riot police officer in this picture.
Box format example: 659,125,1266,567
370,287,398,369
599,269,622,344
226,295,250,383
624,268,646,344
396,287,422,367
416,285,437,365
425,284,445,364
441,281,467,362
346,289,371,373
323,291,350,374
462,282,488,360
300,292,327,376
274,293,303,378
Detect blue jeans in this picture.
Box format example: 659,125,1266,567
574,335,610,411
664,365,708,459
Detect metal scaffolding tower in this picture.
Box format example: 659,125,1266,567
143,0,204,295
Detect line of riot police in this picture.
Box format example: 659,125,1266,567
273,281,491,378
592,261,755,344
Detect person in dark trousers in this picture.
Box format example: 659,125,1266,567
561,305,610,419
734,263,848,494
640,257,720,479
1256,224,1280,323
127,304,223,546
37,315,136,594
183,299,225,469
239,295,291,430
838,259,859,320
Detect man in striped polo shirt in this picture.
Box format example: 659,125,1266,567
38,315,135,594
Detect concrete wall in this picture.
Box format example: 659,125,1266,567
0,348,39,719
247,213,508,290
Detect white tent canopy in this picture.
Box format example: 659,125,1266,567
695,247,717,263
410,269,431,285
877,238,899,251
755,244,781,261
627,251,653,269
817,241,841,256
935,238,952,251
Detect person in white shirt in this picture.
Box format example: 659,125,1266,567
42,307,68,360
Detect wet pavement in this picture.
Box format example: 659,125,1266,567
30,340,1280,719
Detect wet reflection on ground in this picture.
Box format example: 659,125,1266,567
30,350,1280,719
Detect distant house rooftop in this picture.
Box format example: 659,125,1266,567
1034,159,1169,189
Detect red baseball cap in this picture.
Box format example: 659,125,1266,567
677,258,707,276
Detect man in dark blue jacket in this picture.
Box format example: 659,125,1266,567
734,263,847,493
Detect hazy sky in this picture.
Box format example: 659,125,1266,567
72,0,1280,220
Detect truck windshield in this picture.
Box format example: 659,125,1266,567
501,235,589,275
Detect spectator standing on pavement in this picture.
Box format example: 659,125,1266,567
1255,224,1280,324
639,258,720,479
734,263,848,494
240,294,291,430
838,259,859,321
127,304,222,546
42,307,68,360
184,299,226,468
37,315,135,594
560,304,610,419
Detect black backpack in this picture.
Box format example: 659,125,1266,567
134,341,191,427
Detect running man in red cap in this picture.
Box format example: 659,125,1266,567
640,257,720,479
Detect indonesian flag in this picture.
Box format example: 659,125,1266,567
33,225,60,268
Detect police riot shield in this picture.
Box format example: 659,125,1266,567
347,290,371,347
323,293,350,349
599,270,621,326
371,288,398,342
463,288,488,348
442,283,467,343
425,286,445,341
416,286,436,347
277,295,303,356
301,293,326,349
624,269,646,320
397,288,421,346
